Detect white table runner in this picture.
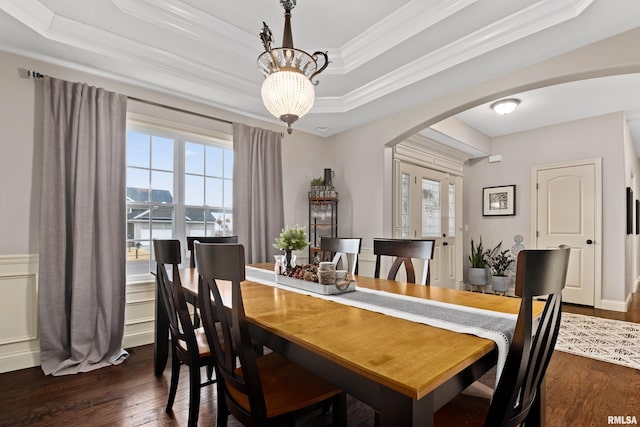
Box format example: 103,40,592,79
245,266,517,383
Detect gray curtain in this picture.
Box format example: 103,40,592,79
232,123,284,263
38,76,128,375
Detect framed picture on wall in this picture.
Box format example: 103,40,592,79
626,187,633,235
483,185,516,216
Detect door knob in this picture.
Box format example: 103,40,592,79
443,242,448,246
586,239,593,245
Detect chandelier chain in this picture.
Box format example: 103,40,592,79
258,0,327,134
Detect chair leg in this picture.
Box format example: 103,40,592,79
187,363,201,427
166,349,180,413
216,381,229,427
206,363,214,381
332,393,348,427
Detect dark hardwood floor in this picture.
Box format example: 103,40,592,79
1,289,639,427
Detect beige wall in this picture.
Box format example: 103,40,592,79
464,113,628,304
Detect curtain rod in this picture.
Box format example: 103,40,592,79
26,69,233,126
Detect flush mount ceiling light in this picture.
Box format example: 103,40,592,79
258,0,329,134
490,98,521,115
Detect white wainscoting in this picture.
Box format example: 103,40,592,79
358,248,376,278
0,254,158,373
0,255,40,373
123,280,156,349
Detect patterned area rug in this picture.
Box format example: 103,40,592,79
556,312,640,370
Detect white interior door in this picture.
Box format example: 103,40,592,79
395,162,459,288
535,161,600,306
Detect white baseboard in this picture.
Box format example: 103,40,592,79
0,348,40,373
0,328,156,373
123,330,155,349
599,299,629,312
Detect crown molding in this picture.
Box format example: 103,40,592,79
1,0,261,99
314,0,595,113
1,0,594,116
111,0,257,61
111,0,480,75
339,0,478,73
0,0,52,33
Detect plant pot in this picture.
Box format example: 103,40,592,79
468,267,488,286
491,275,511,293
283,250,298,271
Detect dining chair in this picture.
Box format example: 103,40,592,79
195,242,348,427
186,236,239,268
186,236,238,328
373,238,435,285
434,245,570,427
320,237,362,275
153,239,216,427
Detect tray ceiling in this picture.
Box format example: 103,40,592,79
0,0,639,143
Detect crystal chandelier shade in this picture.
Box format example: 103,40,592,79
261,70,315,122
257,0,328,134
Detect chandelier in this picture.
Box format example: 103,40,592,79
258,0,329,134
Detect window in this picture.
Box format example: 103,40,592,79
126,123,232,280
448,183,456,237
421,178,441,236
401,172,411,238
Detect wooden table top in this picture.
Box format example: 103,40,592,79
181,264,543,400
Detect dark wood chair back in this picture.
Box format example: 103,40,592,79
196,242,347,426
373,238,435,285
155,239,214,426
186,236,238,268
195,242,268,425
154,239,197,354
320,237,362,275
485,245,570,427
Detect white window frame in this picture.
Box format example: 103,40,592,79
126,117,232,283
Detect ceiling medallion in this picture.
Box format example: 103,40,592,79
258,0,329,134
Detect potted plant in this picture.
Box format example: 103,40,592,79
310,177,325,187
309,177,325,197
467,238,500,286
487,249,514,293
273,225,310,270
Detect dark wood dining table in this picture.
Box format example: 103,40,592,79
154,263,545,427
